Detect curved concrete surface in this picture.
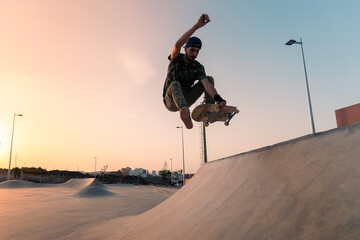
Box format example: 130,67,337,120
75,179,115,197
59,178,95,188
0,180,44,188
65,122,360,240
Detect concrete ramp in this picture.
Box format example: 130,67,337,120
65,122,360,240
74,178,116,198
59,178,95,189
0,180,43,188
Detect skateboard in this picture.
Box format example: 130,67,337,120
191,104,239,127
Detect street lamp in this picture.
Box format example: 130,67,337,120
285,38,316,134
202,124,208,163
201,100,208,164
8,113,23,180
170,158,173,185
94,157,97,178
176,126,186,185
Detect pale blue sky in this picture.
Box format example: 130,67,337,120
0,0,359,173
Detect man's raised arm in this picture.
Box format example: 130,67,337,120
170,14,210,60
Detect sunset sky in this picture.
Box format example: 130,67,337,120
1,0,359,174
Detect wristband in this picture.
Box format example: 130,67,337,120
214,94,225,103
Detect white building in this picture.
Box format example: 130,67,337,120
129,168,146,176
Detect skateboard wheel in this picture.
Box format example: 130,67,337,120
224,122,229,126
203,122,209,127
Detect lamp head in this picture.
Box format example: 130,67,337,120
285,39,297,45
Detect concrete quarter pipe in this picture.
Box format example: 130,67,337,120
67,121,360,240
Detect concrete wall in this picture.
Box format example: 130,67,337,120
335,103,360,127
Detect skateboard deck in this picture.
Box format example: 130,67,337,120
191,104,239,127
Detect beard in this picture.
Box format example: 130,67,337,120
185,53,196,62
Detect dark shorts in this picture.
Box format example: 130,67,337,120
164,76,215,112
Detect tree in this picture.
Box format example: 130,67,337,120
13,167,21,179
159,161,171,184
100,165,108,183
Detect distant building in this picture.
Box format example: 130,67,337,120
120,167,131,176
171,171,183,181
129,168,146,176
151,170,157,176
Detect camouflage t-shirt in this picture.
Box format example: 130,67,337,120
162,53,207,99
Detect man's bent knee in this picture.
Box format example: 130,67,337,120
165,81,188,111
168,81,182,91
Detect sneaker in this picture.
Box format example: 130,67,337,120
180,107,193,129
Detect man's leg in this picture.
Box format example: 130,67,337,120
164,81,188,111
185,76,216,106
164,81,193,129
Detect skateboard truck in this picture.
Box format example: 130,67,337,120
223,109,239,126
203,108,239,127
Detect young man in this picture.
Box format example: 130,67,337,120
162,14,227,129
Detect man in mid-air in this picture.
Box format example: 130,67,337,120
163,14,227,129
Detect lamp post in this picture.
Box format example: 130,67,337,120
94,157,97,178
201,101,208,164
170,158,173,185
202,124,207,163
176,126,185,185
8,113,23,180
286,38,316,134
